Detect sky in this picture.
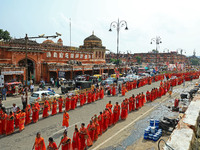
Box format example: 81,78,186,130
1,0,200,56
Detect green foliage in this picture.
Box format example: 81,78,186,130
0,29,11,41
190,58,200,66
152,49,158,53
135,56,141,64
110,58,122,65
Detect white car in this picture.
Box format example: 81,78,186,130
29,91,60,104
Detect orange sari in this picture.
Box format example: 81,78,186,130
19,112,26,131
34,137,46,150
51,100,57,115
6,113,14,135
62,112,69,127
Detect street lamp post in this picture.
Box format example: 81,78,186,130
24,32,61,86
109,19,128,70
150,36,162,69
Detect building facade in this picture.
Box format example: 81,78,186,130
106,51,189,66
0,33,118,83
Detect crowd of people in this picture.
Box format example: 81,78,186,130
30,71,200,150
0,71,199,149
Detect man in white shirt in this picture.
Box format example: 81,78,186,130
30,84,34,93
12,103,18,113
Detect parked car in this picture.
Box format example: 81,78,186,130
101,80,114,86
75,81,93,89
29,91,60,104
118,77,128,84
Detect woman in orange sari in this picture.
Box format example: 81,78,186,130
62,110,69,131
6,111,14,135
65,96,71,111
79,123,92,150
43,100,49,118
121,86,126,96
58,131,72,150
51,98,57,115
15,107,21,128
93,116,100,141
47,137,58,150
19,109,26,131
87,122,93,135
58,96,64,113
25,104,32,125
32,132,46,150
100,88,104,99
72,125,80,150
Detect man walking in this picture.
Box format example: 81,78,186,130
21,92,27,109
1,87,7,101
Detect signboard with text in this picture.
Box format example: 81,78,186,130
58,71,65,78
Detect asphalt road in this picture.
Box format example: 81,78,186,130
0,80,196,150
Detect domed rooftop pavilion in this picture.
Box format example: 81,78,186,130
82,32,103,48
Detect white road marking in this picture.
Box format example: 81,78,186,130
52,122,80,135
92,96,172,150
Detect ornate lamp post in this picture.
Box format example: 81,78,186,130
24,32,61,86
109,19,128,69
150,36,162,69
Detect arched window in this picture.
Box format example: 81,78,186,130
59,53,63,58
99,51,101,58
96,51,98,58
70,53,74,58
46,52,51,57
53,52,57,58
65,53,69,58
102,52,104,59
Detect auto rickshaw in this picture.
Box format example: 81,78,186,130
93,74,102,82
111,74,123,79
4,82,22,96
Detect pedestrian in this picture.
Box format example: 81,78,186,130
25,104,32,125
47,137,58,150
15,85,19,95
51,97,57,116
21,92,26,110
58,131,72,150
169,85,173,97
57,78,60,89
51,79,55,88
62,110,69,132
72,125,80,150
58,96,63,113
6,111,14,135
1,87,7,101
32,132,46,150
30,84,34,93
183,79,185,87
19,109,26,131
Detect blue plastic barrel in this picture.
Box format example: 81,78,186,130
144,134,148,139
155,120,159,126
150,119,155,126
149,134,153,140
144,129,150,134
153,135,158,141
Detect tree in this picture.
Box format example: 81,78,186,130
0,29,11,41
152,49,158,53
190,58,200,66
110,58,122,65
135,56,141,64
